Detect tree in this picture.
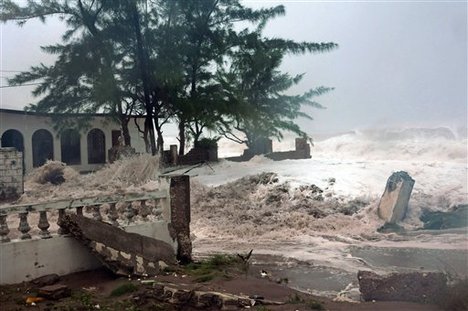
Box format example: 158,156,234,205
218,25,337,149
2,0,138,146
2,0,337,157
169,0,287,155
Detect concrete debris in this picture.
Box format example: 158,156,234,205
31,274,60,287
38,284,71,300
377,171,415,223
135,282,284,310
61,214,176,276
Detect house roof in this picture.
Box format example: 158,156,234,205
0,108,144,118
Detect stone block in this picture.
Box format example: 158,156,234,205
32,274,60,287
377,171,415,223
38,284,71,300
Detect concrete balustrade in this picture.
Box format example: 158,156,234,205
0,191,167,242
0,176,192,285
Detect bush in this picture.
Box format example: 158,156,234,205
185,254,242,282
439,278,468,311
110,283,138,297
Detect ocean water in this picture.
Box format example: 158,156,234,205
188,127,468,299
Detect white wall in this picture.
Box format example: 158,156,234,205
0,110,147,173
0,222,176,285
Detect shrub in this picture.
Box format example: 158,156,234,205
439,278,468,311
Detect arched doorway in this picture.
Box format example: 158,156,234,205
32,129,54,167
87,129,106,164
1,129,24,152
61,129,81,165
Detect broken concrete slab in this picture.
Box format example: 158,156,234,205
358,270,447,303
134,282,283,310
62,214,176,276
31,274,60,287
38,284,71,300
377,171,415,223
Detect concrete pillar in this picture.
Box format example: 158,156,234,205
170,145,178,165
169,175,192,264
378,171,415,223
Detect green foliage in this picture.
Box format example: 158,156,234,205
218,26,336,148
185,254,243,282
306,300,325,310
287,293,325,310
71,291,94,309
109,283,138,297
439,278,468,311
1,0,337,152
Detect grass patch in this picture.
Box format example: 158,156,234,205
439,278,468,311
110,283,138,297
287,293,324,310
287,293,304,304
185,254,243,282
306,299,325,310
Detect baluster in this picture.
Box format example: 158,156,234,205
152,199,162,218
76,206,83,216
57,208,69,235
93,205,102,221
125,202,135,224
108,203,119,226
0,213,10,243
140,200,150,220
18,211,31,240
38,211,51,239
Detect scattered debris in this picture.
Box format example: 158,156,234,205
358,270,447,303
25,296,45,305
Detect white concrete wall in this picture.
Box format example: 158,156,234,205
0,110,147,173
0,222,175,285
0,236,102,284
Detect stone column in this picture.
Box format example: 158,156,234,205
169,175,192,264
170,145,178,165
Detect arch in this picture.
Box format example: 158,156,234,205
87,128,106,164
61,129,81,165
32,129,54,167
1,129,24,152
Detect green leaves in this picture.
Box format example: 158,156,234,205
3,0,337,152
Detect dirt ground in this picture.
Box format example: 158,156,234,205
0,266,443,311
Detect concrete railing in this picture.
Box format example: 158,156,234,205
0,175,192,285
0,191,168,242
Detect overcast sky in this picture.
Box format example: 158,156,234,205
1,0,467,134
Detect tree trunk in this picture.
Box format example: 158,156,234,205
155,121,164,157
145,114,157,155
178,118,186,156
132,3,157,155
120,116,131,146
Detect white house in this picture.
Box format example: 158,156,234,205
0,108,147,173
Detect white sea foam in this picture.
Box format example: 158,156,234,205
188,127,467,296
